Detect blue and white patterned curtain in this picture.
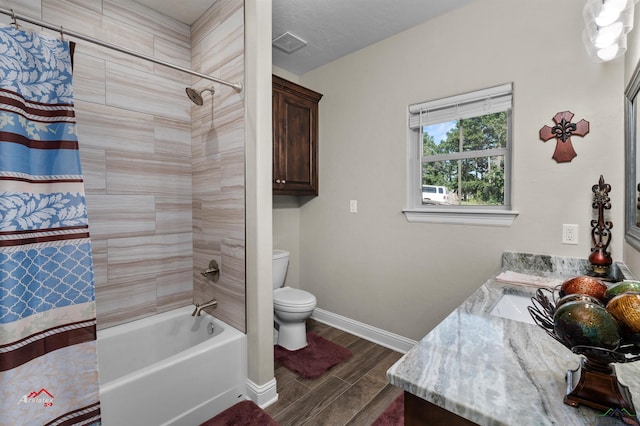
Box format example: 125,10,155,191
0,26,101,425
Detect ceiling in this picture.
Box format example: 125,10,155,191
136,0,475,75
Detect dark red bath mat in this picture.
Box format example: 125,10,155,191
372,392,404,426
274,332,352,379
200,400,279,426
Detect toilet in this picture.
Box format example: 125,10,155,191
272,249,317,350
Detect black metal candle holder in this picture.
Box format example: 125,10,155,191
589,175,613,278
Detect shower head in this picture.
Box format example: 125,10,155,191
185,86,215,106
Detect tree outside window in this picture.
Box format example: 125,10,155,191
421,111,508,206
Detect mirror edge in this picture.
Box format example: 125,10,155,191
625,62,640,251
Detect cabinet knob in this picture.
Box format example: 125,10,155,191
281,180,286,184
275,179,281,184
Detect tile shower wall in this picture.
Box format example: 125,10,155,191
191,0,246,333
3,0,245,330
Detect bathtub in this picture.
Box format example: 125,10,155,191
97,306,247,426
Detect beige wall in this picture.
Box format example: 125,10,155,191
4,0,246,331
625,4,640,84
272,66,300,84
272,196,301,288
275,0,626,341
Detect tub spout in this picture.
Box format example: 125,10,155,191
192,299,218,316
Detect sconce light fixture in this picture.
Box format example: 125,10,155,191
583,0,637,62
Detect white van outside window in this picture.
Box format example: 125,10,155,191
421,185,452,204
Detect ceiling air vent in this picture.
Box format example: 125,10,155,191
272,32,307,54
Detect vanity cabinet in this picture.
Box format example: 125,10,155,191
404,393,476,425
272,75,323,196
387,255,640,426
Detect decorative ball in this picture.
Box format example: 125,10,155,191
553,300,621,350
604,281,640,303
560,275,608,301
606,293,640,334
555,293,603,310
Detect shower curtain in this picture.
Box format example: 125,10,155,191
0,26,101,425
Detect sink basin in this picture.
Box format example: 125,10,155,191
489,293,535,324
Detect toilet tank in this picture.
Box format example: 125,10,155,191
272,249,289,289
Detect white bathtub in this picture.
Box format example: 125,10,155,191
97,306,247,426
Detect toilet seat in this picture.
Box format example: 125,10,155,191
273,287,316,312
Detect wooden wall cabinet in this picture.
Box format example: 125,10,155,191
272,75,323,196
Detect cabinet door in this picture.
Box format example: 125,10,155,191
274,91,318,195
272,75,322,196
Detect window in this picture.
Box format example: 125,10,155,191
404,84,518,225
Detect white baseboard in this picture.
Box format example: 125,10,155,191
246,378,278,409
311,308,417,354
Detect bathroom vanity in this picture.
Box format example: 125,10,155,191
387,253,640,425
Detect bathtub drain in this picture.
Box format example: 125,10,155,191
207,322,215,335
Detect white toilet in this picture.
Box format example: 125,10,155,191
272,249,317,350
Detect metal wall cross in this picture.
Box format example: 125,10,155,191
539,111,590,163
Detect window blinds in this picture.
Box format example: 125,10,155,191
408,83,512,129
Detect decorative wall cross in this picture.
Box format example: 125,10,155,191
539,111,590,163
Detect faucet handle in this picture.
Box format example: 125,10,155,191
200,260,220,282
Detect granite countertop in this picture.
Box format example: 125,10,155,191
387,253,640,425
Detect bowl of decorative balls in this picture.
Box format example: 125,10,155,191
528,277,640,414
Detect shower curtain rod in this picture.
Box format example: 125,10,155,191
0,8,243,92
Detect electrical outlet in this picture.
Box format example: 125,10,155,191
562,224,579,245
349,200,358,213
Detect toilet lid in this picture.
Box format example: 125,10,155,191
273,287,316,308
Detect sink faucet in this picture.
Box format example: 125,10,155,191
192,299,218,316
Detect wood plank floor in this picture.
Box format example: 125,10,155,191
265,319,404,426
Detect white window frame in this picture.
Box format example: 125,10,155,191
403,83,518,226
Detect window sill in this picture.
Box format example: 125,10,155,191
403,208,519,226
